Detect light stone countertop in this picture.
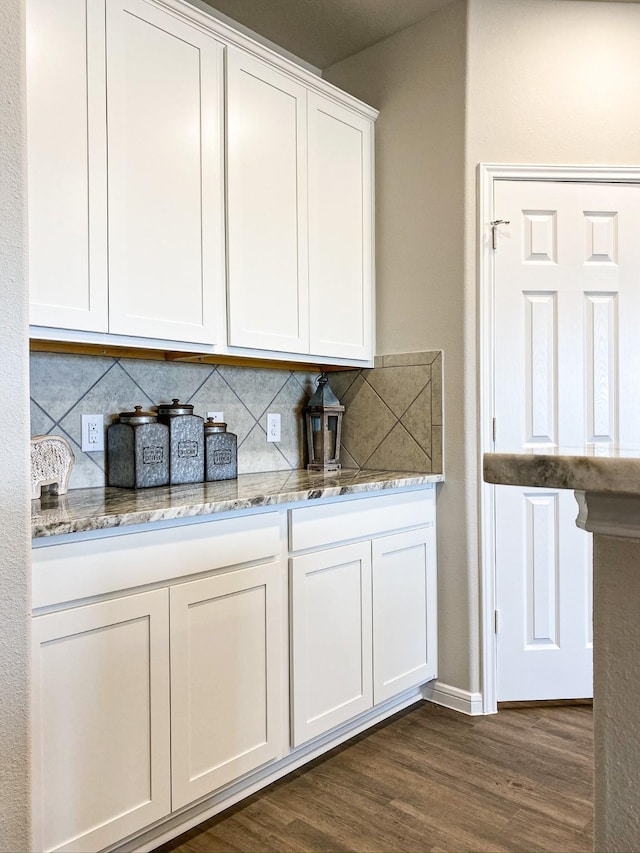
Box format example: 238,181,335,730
32,468,443,539
484,447,640,495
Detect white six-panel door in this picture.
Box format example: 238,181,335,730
494,180,640,701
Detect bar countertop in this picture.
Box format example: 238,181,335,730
484,446,640,495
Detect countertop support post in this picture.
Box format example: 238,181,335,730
484,451,640,853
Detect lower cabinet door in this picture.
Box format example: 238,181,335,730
290,541,373,747
372,526,438,704
170,562,282,809
32,589,171,853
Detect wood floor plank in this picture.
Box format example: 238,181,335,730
157,703,593,853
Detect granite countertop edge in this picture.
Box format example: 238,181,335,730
484,450,640,495
32,469,444,539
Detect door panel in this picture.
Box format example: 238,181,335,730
226,48,308,353
290,542,373,746
106,0,223,343
27,0,108,332
308,94,373,360
32,590,170,853
493,180,640,701
170,563,282,808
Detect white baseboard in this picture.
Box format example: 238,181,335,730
421,679,485,715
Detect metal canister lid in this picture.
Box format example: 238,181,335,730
119,405,157,425
204,417,227,434
157,398,194,417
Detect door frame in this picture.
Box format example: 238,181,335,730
478,163,640,714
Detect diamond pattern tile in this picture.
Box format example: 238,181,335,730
366,422,431,472
30,353,114,422
365,364,431,418
341,376,397,467
29,350,443,488
218,366,289,419
30,400,55,436
189,371,257,445
400,383,432,458
120,358,214,407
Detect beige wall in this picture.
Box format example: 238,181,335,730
327,0,640,702
465,0,640,695
324,0,473,693
0,0,32,848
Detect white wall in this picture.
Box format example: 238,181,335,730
324,0,474,694
0,0,32,848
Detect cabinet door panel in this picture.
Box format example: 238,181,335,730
226,48,309,353
32,590,170,853
107,0,223,344
372,527,437,704
27,0,108,332
308,94,373,361
170,563,282,808
290,542,373,746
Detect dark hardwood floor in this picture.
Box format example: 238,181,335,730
158,702,593,853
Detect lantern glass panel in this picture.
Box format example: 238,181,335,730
309,415,321,460
327,415,338,458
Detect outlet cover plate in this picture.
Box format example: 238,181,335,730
267,413,281,442
81,414,104,452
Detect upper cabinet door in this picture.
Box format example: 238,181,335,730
308,94,373,361
106,0,224,344
27,0,108,332
226,48,309,354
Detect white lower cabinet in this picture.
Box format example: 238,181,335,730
32,589,171,853
31,489,437,852
290,489,437,746
170,563,282,809
290,542,373,747
372,527,438,704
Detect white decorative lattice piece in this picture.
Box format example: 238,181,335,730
31,435,75,500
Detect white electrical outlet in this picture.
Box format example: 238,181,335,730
207,411,224,423
81,414,104,452
266,412,281,442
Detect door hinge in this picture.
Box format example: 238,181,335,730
491,219,510,250
494,609,499,634
492,417,497,443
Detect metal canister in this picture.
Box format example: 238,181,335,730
204,419,238,482
157,399,204,485
107,406,170,489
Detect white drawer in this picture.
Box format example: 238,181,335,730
32,511,281,610
289,487,434,552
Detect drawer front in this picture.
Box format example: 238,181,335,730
289,487,434,552
32,511,281,609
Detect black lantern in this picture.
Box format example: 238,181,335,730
304,373,345,472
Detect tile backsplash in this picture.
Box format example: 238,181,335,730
30,350,442,490
330,351,443,475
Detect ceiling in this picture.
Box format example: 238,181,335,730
200,0,452,68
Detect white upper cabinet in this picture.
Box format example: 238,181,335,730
226,48,309,354
106,0,224,344
308,93,373,361
226,52,375,362
27,0,108,332
26,0,376,363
